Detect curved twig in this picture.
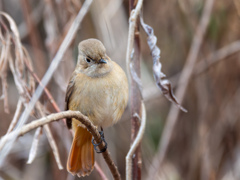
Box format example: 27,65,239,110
0,110,120,180
126,102,146,180
125,0,143,78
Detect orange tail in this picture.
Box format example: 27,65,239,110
67,126,95,177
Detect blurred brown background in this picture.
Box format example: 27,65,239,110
1,0,240,180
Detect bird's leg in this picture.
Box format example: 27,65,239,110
92,127,108,153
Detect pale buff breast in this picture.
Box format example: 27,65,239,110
69,62,128,128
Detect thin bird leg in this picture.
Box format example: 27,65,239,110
92,127,108,153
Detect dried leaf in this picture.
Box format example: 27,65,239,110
140,16,187,112
0,33,11,113
44,124,63,170
22,47,35,93
0,12,24,76
27,127,42,164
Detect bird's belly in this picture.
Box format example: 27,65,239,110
70,82,124,128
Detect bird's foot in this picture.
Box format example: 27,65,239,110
92,129,107,153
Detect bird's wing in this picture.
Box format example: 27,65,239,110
65,73,76,129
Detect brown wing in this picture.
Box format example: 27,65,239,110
65,73,76,129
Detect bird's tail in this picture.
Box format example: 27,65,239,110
67,126,95,177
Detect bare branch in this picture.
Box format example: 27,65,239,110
125,0,143,79
126,102,146,180
195,40,240,75
0,110,120,180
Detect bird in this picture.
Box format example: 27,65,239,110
65,38,129,177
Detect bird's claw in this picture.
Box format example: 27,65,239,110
92,130,107,153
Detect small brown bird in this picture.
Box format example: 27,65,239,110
65,39,128,177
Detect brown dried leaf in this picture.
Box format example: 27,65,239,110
22,47,35,94
0,12,24,76
0,33,11,113
140,16,187,112
44,124,63,170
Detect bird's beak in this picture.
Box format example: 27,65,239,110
99,59,107,64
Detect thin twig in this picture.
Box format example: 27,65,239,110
0,0,93,166
195,40,240,75
126,102,146,180
23,56,61,113
143,40,240,102
0,110,120,180
233,0,240,17
148,0,215,178
43,124,63,169
126,0,143,79
95,162,109,180
36,102,63,170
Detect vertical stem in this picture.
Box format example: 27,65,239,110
129,0,142,179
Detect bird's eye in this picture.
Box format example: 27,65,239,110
86,57,91,63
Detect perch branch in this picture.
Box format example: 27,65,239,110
0,110,120,180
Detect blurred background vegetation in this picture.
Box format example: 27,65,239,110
1,0,240,180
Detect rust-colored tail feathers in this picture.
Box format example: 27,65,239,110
67,126,95,177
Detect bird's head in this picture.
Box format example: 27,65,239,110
76,39,112,77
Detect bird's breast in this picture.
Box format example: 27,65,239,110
69,66,128,128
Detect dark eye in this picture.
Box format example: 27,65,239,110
86,57,91,63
